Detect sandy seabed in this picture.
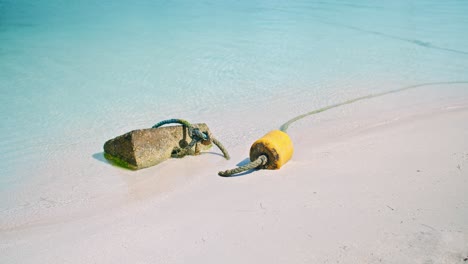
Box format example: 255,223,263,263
1,84,468,263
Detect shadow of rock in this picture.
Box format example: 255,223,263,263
93,152,110,164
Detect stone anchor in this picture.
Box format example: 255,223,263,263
104,123,214,170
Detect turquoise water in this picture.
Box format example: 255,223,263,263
1,1,468,193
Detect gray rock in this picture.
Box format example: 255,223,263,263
103,123,212,170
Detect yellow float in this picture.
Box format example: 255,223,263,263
218,129,293,176
249,130,293,170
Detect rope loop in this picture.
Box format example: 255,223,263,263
152,119,229,160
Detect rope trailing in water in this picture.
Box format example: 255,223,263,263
280,81,468,132
153,118,230,160
218,155,267,177
219,81,468,176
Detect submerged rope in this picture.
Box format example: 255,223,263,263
219,81,468,176
280,81,468,132
317,19,468,56
153,119,230,160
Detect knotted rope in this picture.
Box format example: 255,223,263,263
153,119,230,160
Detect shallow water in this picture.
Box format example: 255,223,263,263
1,0,468,226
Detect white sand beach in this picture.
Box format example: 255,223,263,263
1,83,467,263
2,0,468,262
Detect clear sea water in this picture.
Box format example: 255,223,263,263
1,1,468,222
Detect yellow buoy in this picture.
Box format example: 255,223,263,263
218,129,294,176
249,130,294,170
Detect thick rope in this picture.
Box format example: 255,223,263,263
153,119,195,132
211,136,230,160
280,81,468,132
152,118,230,160
218,155,267,177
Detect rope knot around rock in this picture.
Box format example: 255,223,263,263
152,119,230,160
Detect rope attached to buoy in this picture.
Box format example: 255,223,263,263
153,119,230,160
218,81,468,176
218,129,293,176
218,155,267,176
